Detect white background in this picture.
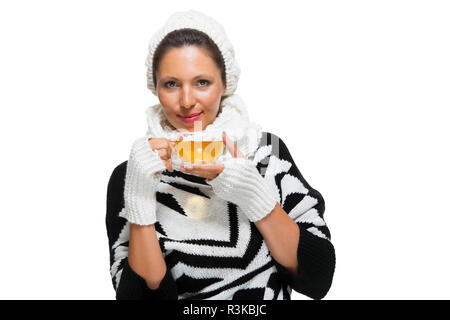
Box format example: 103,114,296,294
0,0,449,300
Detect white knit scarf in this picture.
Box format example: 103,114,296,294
144,94,263,162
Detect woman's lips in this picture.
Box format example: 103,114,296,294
178,112,203,123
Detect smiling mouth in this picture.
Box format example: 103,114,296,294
178,112,203,118
177,112,204,124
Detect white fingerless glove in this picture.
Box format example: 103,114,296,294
119,136,167,225
207,157,278,222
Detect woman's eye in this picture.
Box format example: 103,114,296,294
163,80,209,88
164,81,177,88
198,80,210,86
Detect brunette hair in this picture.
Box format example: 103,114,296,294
152,28,227,90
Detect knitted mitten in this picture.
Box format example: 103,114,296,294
207,157,278,222
119,137,166,225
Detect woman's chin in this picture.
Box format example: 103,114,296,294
180,120,207,132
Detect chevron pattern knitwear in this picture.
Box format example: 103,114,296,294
106,131,336,300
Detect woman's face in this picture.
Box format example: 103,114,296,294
156,45,226,132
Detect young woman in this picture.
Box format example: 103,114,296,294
106,10,335,300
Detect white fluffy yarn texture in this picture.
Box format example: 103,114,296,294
144,94,263,161
207,157,278,222
145,9,240,97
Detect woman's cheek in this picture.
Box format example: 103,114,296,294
200,89,222,108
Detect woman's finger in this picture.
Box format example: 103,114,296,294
169,135,183,144
163,159,173,172
169,135,183,157
179,163,224,179
157,148,170,160
150,138,170,150
222,131,244,158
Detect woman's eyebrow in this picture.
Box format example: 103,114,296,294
161,74,212,81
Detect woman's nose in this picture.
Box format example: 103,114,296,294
180,86,196,109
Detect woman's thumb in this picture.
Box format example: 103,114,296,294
222,131,243,158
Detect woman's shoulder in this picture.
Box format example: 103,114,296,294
259,131,288,145
107,160,128,192
258,131,323,201
111,159,128,176
258,131,292,159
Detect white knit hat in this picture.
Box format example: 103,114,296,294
145,10,240,97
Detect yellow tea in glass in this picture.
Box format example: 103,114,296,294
174,140,224,164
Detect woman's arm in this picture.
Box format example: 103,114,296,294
254,132,336,300
128,223,167,289
254,203,300,275
106,161,178,300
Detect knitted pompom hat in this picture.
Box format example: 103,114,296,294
145,10,240,97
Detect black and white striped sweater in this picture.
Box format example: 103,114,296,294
106,131,336,300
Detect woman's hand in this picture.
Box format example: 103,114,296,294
148,137,180,172
178,131,244,180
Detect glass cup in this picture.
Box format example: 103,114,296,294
171,131,225,167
